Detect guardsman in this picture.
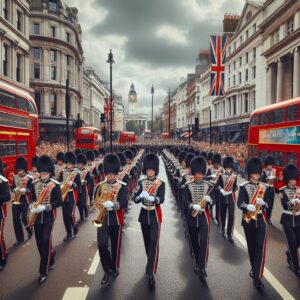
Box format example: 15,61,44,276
11,157,33,245
134,153,165,287
279,164,300,277
218,156,237,242
182,156,214,281
86,150,98,206
124,150,136,198
173,151,186,212
60,152,81,242
0,159,10,271
261,155,277,225
29,156,40,181
237,157,269,290
98,147,106,182
29,155,62,284
54,152,65,182
76,153,91,223
93,154,128,286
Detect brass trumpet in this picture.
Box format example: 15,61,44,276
192,199,207,217
243,204,261,223
12,189,22,205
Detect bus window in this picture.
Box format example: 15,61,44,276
0,141,16,156
269,108,285,124
17,142,28,155
259,112,268,125
287,105,298,121
17,97,28,111
28,101,36,114
0,90,16,108
250,115,258,126
287,152,298,165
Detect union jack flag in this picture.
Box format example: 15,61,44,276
104,98,114,122
209,35,229,96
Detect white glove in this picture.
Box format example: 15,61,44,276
204,195,211,203
139,191,148,199
103,201,114,208
146,195,155,202
211,174,216,179
256,198,265,206
291,199,300,205
14,187,20,192
20,188,27,193
225,191,232,196
81,179,86,185
247,204,256,212
68,181,73,186
31,205,46,214
193,204,201,211
220,189,226,196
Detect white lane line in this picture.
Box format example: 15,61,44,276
233,229,295,300
88,251,100,275
62,287,89,300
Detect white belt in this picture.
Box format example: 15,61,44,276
142,205,156,211
283,210,300,216
106,208,113,211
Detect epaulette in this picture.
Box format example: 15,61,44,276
116,180,127,186
32,179,42,184
240,181,249,186
50,178,60,185
26,174,33,179
0,175,8,182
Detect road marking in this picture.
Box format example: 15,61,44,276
62,287,89,300
233,229,295,300
88,251,99,275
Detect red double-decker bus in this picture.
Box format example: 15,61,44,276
0,81,39,184
248,97,300,189
75,127,103,150
119,131,136,144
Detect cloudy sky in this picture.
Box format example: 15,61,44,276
65,0,244,117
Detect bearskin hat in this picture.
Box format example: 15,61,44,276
283,164,298,184
74,149,82,156
212,153,221,165
76,153,87,165
103,154,121,175
98,147,106,157
174,148,180,158
190,156,207,175
124,150,134,161
200,151,207,160
246,157,262,175
31,156,39,168
178,151,187,163
56,152,65,163
223,157,234,169
0,158,3,174
65,151,76,165
188,147,195,154
264,155,274,166
37,155,54,175
185,153,195,168
86,150,95,162
183,147,189,152
143,153,159,175
117,152,126,167
207,152,214,162
16,157,27,172
194,150,200,156
93,150,99,158
129,146,137,157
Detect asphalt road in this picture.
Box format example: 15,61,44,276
0,157,299,300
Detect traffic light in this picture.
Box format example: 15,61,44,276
195,117,199,131
100,113,106,123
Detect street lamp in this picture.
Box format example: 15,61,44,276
107,49,115,153
151,85,154,138
168,88,171,138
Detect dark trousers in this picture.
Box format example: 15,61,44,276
141,223,161,275
283,226,300,271
89,183,94,205
97,225,122,273
34,222,54,275
77,191,88,221
220,201,235,236
266,188,275,220
0,218,7,263
62,200,76,236
188,224,209,269
12,202,30,242
214,190,221,223
244,225,267,280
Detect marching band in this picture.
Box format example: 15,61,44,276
0,142,299,292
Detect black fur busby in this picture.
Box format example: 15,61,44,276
185,153,195,168
283,164,298,184
246,157,262,175
31,156,38,168
200,151,207,160
117,152,126,167
174,148,180,158
264,155,274,166
207,152,213,162
65,151,76,165
99,147,106,157
86,150,95,162
183,147,189,152
212,153,221,165
178,151,187,163
76,153,87,165
124,150,134,161
93,150,99,158
190,156,207,175
103,154,121,175
188,147,195,154
194,150,200,156
16,157,27,172
0,159,3,174
37,155,54,175
129,146,137,157
223,157,234,169
56,152,65,163
74,149,82,156
143,153,159,175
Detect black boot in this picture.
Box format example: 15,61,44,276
254,278,264,290
285,250,292,268
113,269,119,278
63,234,72,242
28,230,33,239
0,259,7,271
38,273,47,285
49,250,56,269
148,274,155,287
227,234,234,243
101,271,111,285
13,239,24,246
194,265,199,275
249,270,254,278
73,226,78,236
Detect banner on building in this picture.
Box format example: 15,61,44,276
209,35,229,97
259,126,300,145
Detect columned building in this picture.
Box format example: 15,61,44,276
174,81,187,134
29,0,83,141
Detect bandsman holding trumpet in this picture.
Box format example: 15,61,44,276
29,155,62,284
11,157,33,245
93,154,127,286
279,164,300,277
86,150,99,206
134,153,165,288
54,152,65,182
182,156,214,281
237,157,269,290
0,159,10,271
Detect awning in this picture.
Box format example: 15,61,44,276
180,131,192,138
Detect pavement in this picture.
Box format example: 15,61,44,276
0,157,299,300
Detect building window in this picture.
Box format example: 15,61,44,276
228,64,231,73
51,66,56,80
252,91,256,110
16,10,22,31
240,36,243,45
287,18,294,35
16,54,21,82
234,42,236,51
34,23,40,35
244,94,249,113
245,52,248,63
35,92,41,114
274,28,280,43
234,61,236,70
228,46,231,55
33,48,40,60
34,64,40,79
51,26,56,37
245,69,248,82
2,44,9,77
49,0,58,12
253,23,256,33
246,30,249,40
3,0,8,20
50,49,56,62
66,32,70,43
253,47,256,59
233,99,236,115
239,56,242,66
252,66,256,79
238,72,242,84
228,77,231,88
50,94,57,116
197,96,199,105
66,55,70,66
233,75,236,85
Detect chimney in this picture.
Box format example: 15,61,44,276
223,13,240,36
